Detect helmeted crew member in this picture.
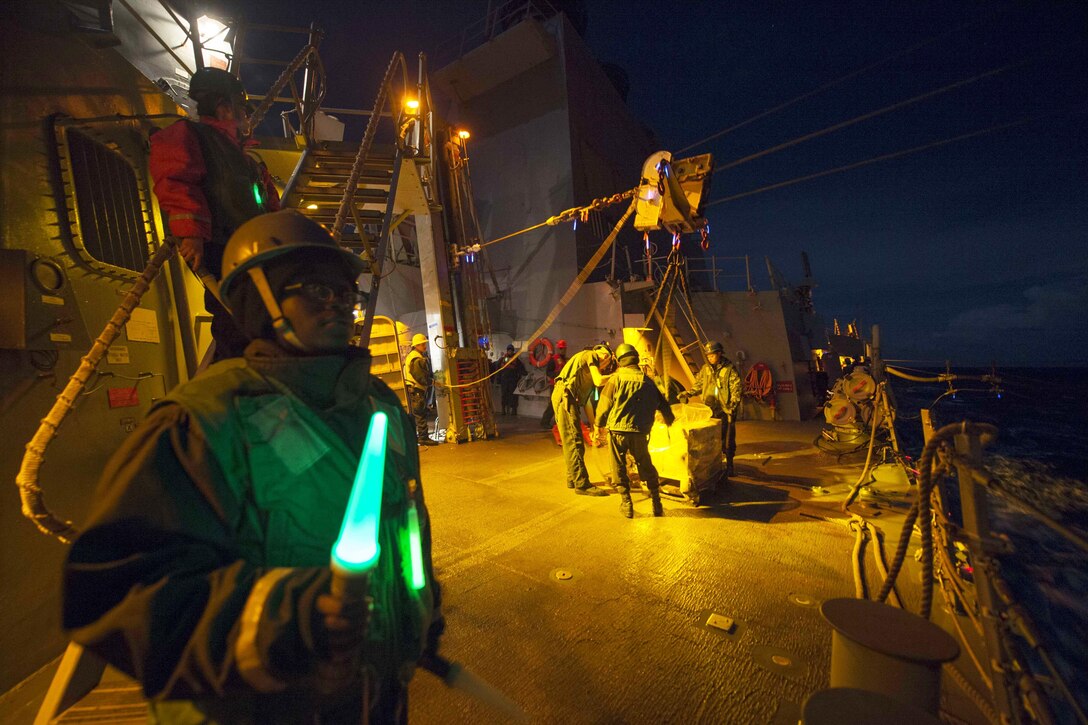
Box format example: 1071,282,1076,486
595,344,676,518
539,338,568,428
150,67,280,362
494,343,526,416
551,342,614,495
62,210,442,723
404,333,438,446
681,340,743,476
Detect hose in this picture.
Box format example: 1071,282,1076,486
16,239,179,542
848,516,868,599
841,384,885,512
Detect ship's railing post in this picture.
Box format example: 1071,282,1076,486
952,431,1022,722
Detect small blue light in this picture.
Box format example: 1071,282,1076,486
573,219,578,231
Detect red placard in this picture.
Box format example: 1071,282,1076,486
775,380,795,394
107,387,140,408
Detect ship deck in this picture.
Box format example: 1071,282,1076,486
4,418,991,723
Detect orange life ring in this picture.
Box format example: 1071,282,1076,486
528,337,553,368
744,362,774,403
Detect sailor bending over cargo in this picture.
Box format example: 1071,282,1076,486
594,344,676,517
551,342,614,495
150,67,280,362
680,341,743,477
63,211,443,724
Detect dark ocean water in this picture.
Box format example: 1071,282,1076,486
887,367,1088,719
888,366,1088,482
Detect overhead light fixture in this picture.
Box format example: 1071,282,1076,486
196,15,232,70
457,129,471,140
405,98,420,112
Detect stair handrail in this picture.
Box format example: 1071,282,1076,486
331,52,411,237
231,21,324,145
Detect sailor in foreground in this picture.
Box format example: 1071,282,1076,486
594,344,675,517
404,333,439,445
62,210,442,723
680,340,742,477
551,342,614,495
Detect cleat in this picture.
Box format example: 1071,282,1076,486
574,486,609,497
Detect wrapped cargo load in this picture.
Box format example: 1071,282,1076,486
647,403,722,505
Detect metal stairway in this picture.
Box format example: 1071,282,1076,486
280,142,401,268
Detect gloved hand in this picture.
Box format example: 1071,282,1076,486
315,591,371,665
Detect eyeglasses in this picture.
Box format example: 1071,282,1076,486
282,282,362,306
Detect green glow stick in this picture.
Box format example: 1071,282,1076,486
252,182,264,207
331,411,389,575
406,500,426,590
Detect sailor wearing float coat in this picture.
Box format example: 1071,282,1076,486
62,211,442,724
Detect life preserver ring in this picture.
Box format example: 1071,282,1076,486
744,362,774,404
528,337,553,368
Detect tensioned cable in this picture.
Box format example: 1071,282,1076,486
704,113,1051,208
675,17,986,155
444,199,638,389
716,56,1031,173
477,189,636,250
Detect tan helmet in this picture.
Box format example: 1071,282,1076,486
411,333,428,347
220,210,366,298
219,210,366,352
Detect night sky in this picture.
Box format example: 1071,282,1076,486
228,1,1087,366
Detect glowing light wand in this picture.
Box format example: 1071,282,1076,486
330,410,389,600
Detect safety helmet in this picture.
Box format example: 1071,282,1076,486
220,210,366,298
704,341,724,356
593,342,613,358
188,67,247,104
556,339,567,349
615,343,639,364
506,343,516,352
411,333,428,347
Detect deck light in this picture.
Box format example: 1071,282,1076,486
306,203,319,210
331,411,389,575
405,98,420,113
457,129,470,140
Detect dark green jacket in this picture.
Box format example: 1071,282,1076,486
595,364,675,433
555,349,602,407
63,340,439,723
688,360,743,417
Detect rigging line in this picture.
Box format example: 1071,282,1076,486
704,114,1042,208
675,15,988,154
717,56,1032,173
478,189,637,249
444,199,638,389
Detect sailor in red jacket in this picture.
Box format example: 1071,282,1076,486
150,67,280,361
